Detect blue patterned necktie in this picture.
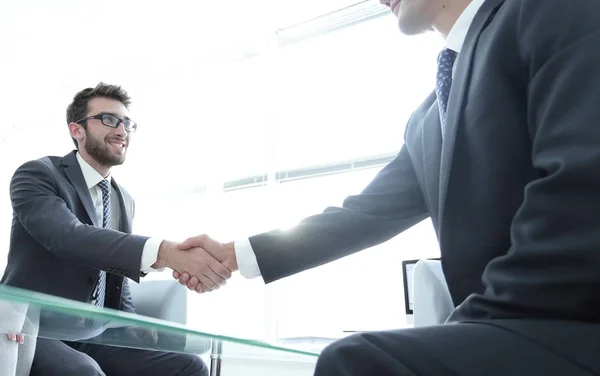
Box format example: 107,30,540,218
436,48,458,132
93,179,111,307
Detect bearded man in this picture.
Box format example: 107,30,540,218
0,83,211,376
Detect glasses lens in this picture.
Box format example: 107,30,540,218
101,114,120,128
123,120,137,132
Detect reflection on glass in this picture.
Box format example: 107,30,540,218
0,284,319,358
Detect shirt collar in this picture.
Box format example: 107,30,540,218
444,0,486,53
75,151,111,190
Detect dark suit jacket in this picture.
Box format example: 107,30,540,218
249,0,600,322
1,150,148,312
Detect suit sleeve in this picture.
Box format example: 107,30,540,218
10,160,149,283
473,0,600,318
250,145,429,283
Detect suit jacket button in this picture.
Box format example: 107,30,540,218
88,276,95,284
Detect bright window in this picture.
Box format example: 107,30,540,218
0,1,445,344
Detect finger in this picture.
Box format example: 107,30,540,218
178,273,191,286
195,283,205,293
173,270,181,279
6,334,16,341
197,274,219,292
208,259,232,282
177,235,208,250
186,276,200,290
17,334,24,344
200,266,227,288
177,242,193,251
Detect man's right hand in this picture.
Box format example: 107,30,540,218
153,240,232,292
172,234,238,293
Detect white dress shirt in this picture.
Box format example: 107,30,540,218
444,0,486,56
75,152,162,273
233,0,487,279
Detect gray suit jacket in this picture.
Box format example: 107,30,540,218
1,150,148,312
249,0,600,323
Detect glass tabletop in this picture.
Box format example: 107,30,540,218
0,284,319,373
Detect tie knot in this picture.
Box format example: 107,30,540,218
438,48,457,71
97,179,110,195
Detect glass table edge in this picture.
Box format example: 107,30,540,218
0,285,319,357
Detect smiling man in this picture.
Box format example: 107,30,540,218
175,0,600,375
0,83,216,375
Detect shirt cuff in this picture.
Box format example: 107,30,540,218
140,238,165,273
234,238,262,279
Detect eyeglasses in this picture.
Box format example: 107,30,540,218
75,113,137,133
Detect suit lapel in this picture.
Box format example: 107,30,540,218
420,92,444,217
438,0,505,229
61,151,100,227
111,178,132,233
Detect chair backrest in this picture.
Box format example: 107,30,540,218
402,257,442,315
128,280,187,325
411,259,454,327
128,280,213,355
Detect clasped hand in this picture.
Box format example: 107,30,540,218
159,234,237,293
5,333,25,344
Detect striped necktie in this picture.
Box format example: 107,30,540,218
93,179,111,307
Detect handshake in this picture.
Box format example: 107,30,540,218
154,235,237,293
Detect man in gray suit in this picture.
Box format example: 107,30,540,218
0,83,231,375
175,0,600,375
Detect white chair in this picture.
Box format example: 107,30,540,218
0,280,202,376
411,259,454,327
128,279,211,355
0,301,37,376
128,279,188,325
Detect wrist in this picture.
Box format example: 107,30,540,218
154,240,176,269
224,242,239,272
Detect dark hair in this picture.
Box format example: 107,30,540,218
66,82,131,148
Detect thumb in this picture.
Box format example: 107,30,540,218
177,235,206,250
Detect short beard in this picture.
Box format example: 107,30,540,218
84,132,126,167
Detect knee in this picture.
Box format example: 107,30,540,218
315,334,363,373
181,355,208,376
68,362,105,376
